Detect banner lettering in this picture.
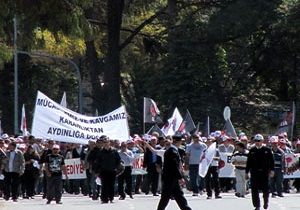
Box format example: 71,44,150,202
31,91,130,144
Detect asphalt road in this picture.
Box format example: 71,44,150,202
1,192,300,210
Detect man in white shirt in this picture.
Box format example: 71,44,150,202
118,141,135,200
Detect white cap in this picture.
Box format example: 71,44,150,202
53,144,60,149
254,134,264,141
214,131,222,137
1,133,9,139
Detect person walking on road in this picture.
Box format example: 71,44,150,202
185,133,207,196
118,141,135,200
157,135,192,210
246,134,274,210
45,144,68,204
2,141,25,202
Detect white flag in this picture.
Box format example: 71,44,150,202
60,92,67,108
199,142,216,177
20,104,28,136
161,107,183,136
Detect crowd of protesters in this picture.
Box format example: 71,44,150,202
0,130,300,207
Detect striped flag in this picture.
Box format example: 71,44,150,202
161,107,183,136
143,97,162,123
277,102,296,137
20,104,28,136
177,110,196,134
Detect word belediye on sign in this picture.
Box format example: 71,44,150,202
63,158,86,180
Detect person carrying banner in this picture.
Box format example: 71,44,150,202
204,136,222,199
246,134,274,210
127,136,144,194
45,144,68,204
231,141,248,198
143,136,161,196
185,133,207,196
157,135,192,210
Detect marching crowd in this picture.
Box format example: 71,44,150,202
0,131,300,209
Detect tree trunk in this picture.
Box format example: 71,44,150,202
104,0,124,112
85,40,104,113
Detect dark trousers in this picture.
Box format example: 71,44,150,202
134,175,143,193
270,168,283,195
4,172,20,200
22,170,37,197
118,166,132,198
146,164,159,195
205,166,220,197
219,178,233,192
157,178,192,210
46,175,63,202
250,172,269,208
189,164,204,194
100,170,116,202
42,171,47,197
72,179,88,195
283,179,290,192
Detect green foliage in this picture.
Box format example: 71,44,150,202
0,0,299,135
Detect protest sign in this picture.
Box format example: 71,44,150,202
32,91,130,144
219,153,235,178
63,158,86,180
284,153,300,178
132,154,147,175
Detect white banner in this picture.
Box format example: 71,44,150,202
31,91,130,144
63,158,86,179
199,142,216,177
218,153,300,178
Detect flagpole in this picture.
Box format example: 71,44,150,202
143,97,145,134
207,116,210,136
291,101,296,140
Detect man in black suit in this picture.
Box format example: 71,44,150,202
246,134,274,210
157,135,192,210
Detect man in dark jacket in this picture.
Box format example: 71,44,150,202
157,135,192,210
3,142,25,202
94,136,121,203
246,134,274,210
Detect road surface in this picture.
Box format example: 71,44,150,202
2,192,300,210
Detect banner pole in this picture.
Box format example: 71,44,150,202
143,97,145,134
